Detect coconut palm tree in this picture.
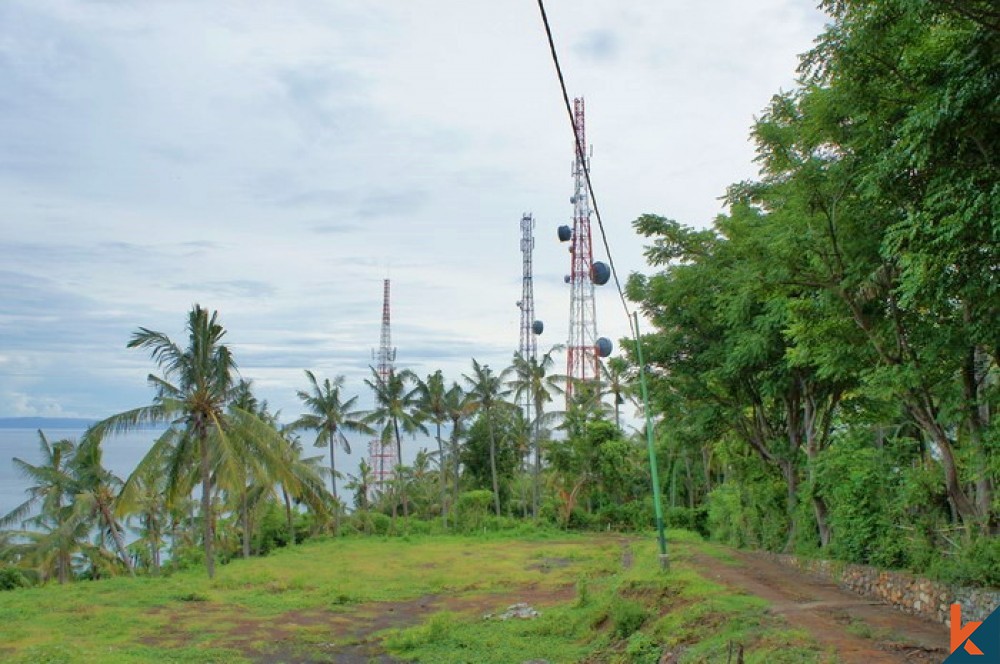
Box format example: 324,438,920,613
1,431,76,531
414,370,450,527
70,438,135,575
505,346,565,518
365,367,427,518
600,357,635,431
443,382,470,507
463,359,511,516
292,371,370,535
86,305,291,578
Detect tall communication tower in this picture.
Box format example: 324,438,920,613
516,213,544,421
367,279,398,495
558,97,612,402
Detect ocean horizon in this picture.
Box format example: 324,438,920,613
0,427,163,522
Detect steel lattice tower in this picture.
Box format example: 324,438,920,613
367,279,397,495
517,212,538,421
564,97,600,401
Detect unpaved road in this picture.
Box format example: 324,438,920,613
687,549,950,663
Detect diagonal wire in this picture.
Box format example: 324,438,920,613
535,0,637,340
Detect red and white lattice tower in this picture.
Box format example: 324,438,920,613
563,97,600,402
367,279,397,495
517,212,539,421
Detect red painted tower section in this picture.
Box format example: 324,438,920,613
565,98,599,401
367,279,397,495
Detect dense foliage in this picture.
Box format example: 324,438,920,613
627,0,998,584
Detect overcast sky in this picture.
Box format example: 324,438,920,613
1,1,828,437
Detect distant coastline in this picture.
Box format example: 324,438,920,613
0,417,98,430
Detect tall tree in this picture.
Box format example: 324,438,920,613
293,371,370,534
365,367,427,517
414,370,450,527
86,305,291,578
505,347,564,518
463,360,510,516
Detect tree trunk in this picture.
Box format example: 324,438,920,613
533,394,544,519
199,430,215,579
487,410,501,516
282,488,295,546
908,400,981,525
241,489,251,559
452,427,462,511
101,502,136,575
393,418,409,519
782,460,798,553
962,345,994,528
437,421,447,529
328,432,340,536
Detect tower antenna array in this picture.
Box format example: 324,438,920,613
517,213,544,417
558,97,611,403
367,279,398,495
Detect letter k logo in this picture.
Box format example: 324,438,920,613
952,604,984,655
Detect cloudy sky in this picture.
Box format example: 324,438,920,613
1,1,828,430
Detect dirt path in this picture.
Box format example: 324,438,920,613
687,549,949,663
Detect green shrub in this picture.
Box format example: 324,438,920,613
611,597,649,639
0,566,29,591
455,490,494,532
624,631,661,663
930,536,1000,587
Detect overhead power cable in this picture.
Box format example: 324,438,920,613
534,0,636,340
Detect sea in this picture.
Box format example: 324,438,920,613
0,427,162,521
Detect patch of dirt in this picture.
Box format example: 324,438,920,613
526,557,572,573
141,584,576,663
687,550,949,663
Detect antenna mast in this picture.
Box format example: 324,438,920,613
517,212,545,417
558,98,612,404
367,279,398,495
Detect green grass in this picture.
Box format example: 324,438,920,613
0,529,832,663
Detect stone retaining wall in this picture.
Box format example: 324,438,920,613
764,553,1000,625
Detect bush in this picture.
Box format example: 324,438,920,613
597,501,653,531
611,597,649,639
930,536,1000,587
664,506,707,535
0,566,29,591
455,490,494,532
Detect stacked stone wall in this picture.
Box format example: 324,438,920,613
764,553,1000,625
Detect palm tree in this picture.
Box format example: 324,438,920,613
601,357,635,431
346,460,376,533
86,305,291,578
70,438,135,575
443,382,470,508
365,367,427,518
505,346,565,518
463,359,510,516
414,370,450,527
292,371,370,535
273,424,329,545
1,431,80,583
1,431,76,532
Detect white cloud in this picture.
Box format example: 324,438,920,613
0,0,828,457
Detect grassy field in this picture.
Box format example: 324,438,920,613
0,529,833,663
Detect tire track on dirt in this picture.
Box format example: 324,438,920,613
687,550,948,663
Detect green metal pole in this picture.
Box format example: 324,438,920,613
633,312,669,570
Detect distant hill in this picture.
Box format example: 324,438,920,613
0,417,98,430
